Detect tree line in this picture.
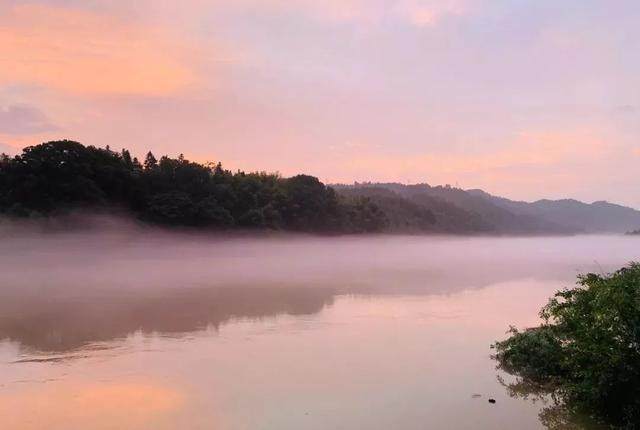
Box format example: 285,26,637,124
0,140,387,233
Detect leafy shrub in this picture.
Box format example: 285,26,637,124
494,263,640,428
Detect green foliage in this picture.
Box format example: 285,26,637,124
494,326,566,382
0,140,386,233
494,264,640,428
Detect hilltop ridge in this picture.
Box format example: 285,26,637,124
334,183,640,234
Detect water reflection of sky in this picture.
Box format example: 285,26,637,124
1,234,639,429
1,282,554,430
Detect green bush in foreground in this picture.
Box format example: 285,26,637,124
493,263,640,428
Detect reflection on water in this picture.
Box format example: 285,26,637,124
1,285,554,430
0,286,334,353
497,376,607,430
0,231,639,429
0,381,185,430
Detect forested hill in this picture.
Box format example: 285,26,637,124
333,183,640,234
1,141,638,235
0,141,387,233
466,189,640,233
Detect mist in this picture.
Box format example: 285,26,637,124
2,214,639,296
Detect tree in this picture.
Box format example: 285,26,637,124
121,149,133,167
144,151,158,171
282,175,335,231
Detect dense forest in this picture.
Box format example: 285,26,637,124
2,140,640,235
0,140,386,233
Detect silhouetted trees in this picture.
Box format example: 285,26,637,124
0,140,386,233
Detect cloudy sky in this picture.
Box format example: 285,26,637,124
1,0,639,206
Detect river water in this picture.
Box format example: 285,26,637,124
0,230,637,429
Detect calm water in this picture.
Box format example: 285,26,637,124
0,229,638,429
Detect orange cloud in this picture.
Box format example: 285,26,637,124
0,5,193,96
0,133,58,154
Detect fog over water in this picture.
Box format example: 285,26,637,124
1,216,639,429
1,215,636,295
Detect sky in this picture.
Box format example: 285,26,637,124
1,0,639,206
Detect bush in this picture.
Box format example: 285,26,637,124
493,263,640,428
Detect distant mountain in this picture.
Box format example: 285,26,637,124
334,183,640,235
467,189,640,234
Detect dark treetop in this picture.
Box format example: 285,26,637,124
0,140,386,233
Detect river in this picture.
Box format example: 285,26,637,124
0,230,637,429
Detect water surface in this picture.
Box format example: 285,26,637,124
1,231,638,429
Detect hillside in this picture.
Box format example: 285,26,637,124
335,183,640,234
468,189,640,233
335,185,487,233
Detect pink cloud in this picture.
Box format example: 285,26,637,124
326,128,612,195
0,104,57,135
398,0,471,27
208,0,472,26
